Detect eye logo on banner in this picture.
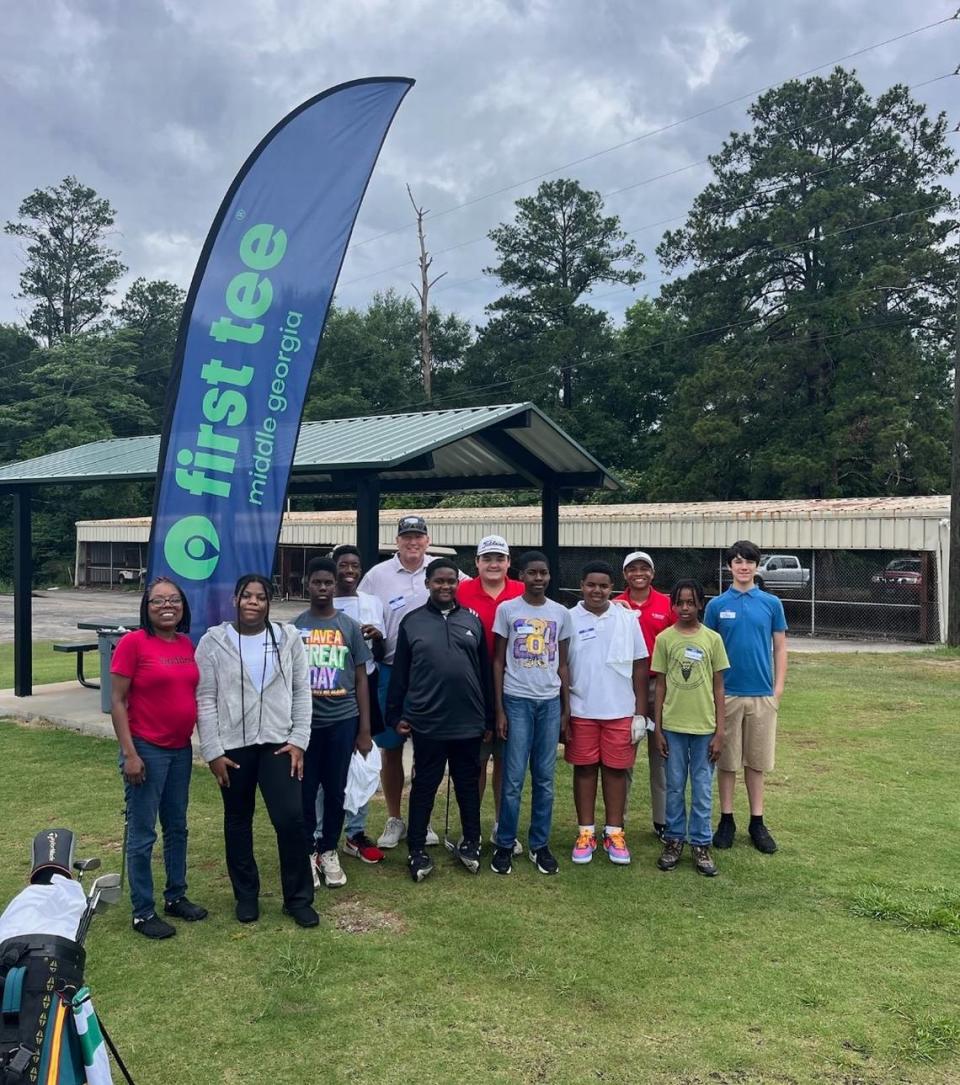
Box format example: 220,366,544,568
147,78,414,639
163,515,221,581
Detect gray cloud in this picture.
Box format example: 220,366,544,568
1,0,956,333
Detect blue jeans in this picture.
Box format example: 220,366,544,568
121,737,193,920
315,790,365,840
663,730,714,846
496,694,561,852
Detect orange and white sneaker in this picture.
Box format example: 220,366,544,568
603,829,631,865
571,828,598,864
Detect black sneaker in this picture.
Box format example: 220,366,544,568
164,896,208,921
456,838,481,874
656,839,684,871
490,846,513,875
749,822,778,854
713,817,736,849
653,823,666,841
282,904,320,928
529,846,559,876
235,899,259,923
692,844,718,877
408,850,434,882
132,913,176,939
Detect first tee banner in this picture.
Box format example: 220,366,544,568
147,78,413,639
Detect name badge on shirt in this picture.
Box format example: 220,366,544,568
683,646,705,662
578,626,598,641
719,610,737,619
388,595,407,612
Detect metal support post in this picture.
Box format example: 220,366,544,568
13,487,32,697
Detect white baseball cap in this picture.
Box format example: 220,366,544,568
622,550,655,572
477,534,510,557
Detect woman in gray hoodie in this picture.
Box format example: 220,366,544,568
195,574,317,927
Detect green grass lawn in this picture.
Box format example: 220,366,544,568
0,639,88,686
2,651,959,1084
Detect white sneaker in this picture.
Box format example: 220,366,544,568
377,817,407,849
493,822,524,857
425,825,440,847
319,849,347,888
309,852,322,889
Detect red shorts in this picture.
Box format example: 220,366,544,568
564,716,636,769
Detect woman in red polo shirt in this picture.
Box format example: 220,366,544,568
110,577,207,940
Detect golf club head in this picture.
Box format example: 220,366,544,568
73,857,101,884
90,872,122,910
29,828,75,884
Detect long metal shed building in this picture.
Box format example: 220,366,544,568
77,495,950,643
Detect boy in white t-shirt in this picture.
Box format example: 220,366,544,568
491,550,573,876
565,561,649,866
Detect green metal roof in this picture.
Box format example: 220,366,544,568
0,403,620,492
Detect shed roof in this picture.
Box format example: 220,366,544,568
0,403,619,492
76,495,951,553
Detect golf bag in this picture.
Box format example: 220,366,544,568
0,831,126,1084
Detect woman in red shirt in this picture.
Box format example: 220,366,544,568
110,577,207,939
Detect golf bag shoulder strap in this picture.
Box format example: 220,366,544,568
1,967,25,1021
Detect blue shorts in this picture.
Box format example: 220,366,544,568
373,662,408,751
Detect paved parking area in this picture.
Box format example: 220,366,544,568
0,589,305,644
0,588,928,651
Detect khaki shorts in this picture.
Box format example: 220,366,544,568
719,695,779,773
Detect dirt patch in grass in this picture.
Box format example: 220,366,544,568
329,897,407,934
914,657,960,670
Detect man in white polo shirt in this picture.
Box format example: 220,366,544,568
358,515,468,849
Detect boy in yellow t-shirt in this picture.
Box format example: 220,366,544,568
652,580,729,877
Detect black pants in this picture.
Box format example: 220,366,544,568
408,732,483,852
220,743,313,910
301,717,357,854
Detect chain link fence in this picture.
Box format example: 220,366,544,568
549,546,939,643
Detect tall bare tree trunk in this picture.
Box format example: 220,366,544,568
407,184,446,400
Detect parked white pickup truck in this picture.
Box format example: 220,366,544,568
721,554,810,592
755,554,810,592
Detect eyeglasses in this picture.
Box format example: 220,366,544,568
148,596,183,607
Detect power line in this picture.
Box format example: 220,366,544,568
430,100,960,303
341,70,958,291
346,14,957,253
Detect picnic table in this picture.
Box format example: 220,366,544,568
73,619,140,712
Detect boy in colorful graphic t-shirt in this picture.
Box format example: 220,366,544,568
294,557,371,889
491,550,572,876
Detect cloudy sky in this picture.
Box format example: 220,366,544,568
1,0,957,333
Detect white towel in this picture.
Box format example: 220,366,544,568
343,745,382,814
604,604,637,679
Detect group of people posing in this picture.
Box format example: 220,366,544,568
109,516,787,939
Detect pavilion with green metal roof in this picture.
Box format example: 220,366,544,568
0,402,620,695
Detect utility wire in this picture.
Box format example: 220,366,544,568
341,71,958,290
346,14,957,252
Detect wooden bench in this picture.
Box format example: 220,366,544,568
53,642,100,689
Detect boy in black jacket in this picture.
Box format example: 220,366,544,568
386,557,494,881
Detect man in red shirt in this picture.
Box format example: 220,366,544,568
614,550,673,839
456,535,524,845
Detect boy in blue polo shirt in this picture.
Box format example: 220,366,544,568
704,540,788,854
